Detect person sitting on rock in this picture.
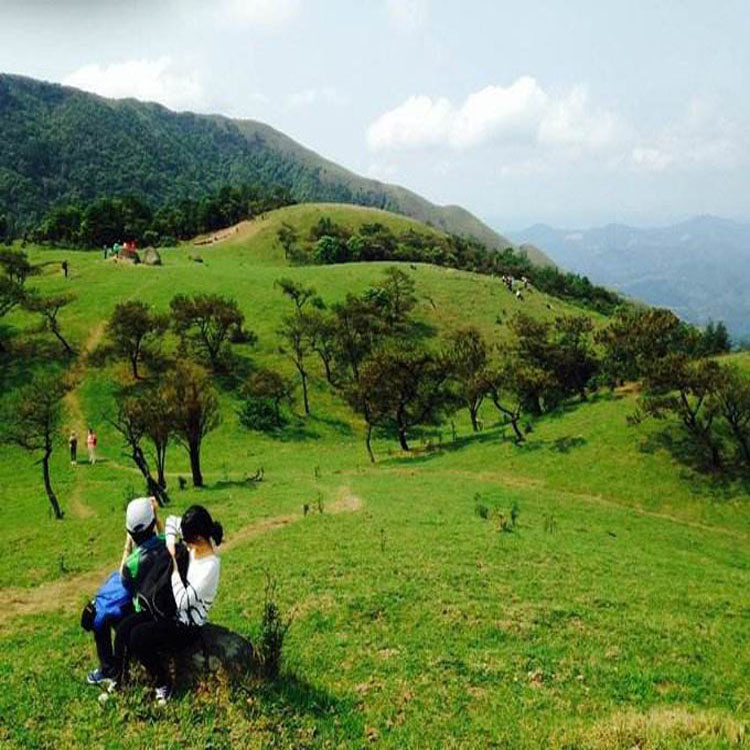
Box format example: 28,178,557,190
85,497,164,687
109,504,223,706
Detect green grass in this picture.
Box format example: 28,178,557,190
0,204,748,749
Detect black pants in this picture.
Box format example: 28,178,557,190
113,610,199,686
94,613,129,675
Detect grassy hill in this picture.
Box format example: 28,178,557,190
0,73,553,266
0,205,747,749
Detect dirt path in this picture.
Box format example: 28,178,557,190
64,322,107,518
0,487,363,628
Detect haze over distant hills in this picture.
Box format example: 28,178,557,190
0,73,551,266
515,216,750,339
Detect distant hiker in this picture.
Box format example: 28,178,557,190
87,428,98,464
69,431,78,465
110,505,223,705
62,260,69,278
83,497,165,687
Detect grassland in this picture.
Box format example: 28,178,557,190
0,205,747,749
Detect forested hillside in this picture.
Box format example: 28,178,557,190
0,74,553,264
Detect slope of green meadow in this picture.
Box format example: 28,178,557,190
0,205,747,749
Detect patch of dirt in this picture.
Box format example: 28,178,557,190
0,486,364,628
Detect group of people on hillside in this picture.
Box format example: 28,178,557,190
500,274,531,302
68,428,98,465
82,497,223,706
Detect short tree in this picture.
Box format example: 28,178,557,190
551,315,599,401
140,385,175,489
712,365,750,465
350,343,451,456
163,362,221,487
275,277,321,313
23,291,76,357
365,267,417,334
111,394,170,505
278,313,313,415
107,301,168,379
240,367,295,429
170,293,246,371
1,374,70,519
637,355,725,469
306,308,338,385
0,248,38,285
444,327,491,431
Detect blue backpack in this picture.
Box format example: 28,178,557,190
91,571,132,632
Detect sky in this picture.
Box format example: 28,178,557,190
0,0,749,231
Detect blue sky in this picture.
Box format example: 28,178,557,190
1,0,748,230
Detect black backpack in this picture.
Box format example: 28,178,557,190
135,543,189,621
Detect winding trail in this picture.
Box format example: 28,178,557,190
64,321,107,519
0,486,363,628
352,465,748,541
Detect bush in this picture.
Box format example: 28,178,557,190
238,397,279,431
257,575,292,680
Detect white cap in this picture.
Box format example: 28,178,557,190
126,497,155,534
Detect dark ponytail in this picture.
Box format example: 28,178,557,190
181,505,223,547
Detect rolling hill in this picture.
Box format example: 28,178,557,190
515,216,750,338
0,73,552,266
0,204,747,748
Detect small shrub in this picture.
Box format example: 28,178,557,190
238,397,279,432
316,493,324,514
257,575,292,680
510,501,520,528
475,502,490,520
178,476,187,491
303,503,310,516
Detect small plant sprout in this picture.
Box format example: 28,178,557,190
303,503,310,516
258,573,292,680
510,501,520,528
314,464,321,480
380,527,386,552
178,476,187,491
316,493,324,514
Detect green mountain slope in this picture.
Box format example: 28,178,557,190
0,73,552,265
0,205,747,747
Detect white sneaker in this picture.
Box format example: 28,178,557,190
155,685,172,706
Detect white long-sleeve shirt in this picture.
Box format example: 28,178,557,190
165,515,221,627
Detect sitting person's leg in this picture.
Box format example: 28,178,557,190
128,619,199,696
110,610,152,681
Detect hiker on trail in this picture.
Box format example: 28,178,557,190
69,431,77,464
61,260,68,278
83,497,165,687
87,428,97,464
109,504,223,705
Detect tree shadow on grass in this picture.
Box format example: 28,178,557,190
229,671,360,739
638,425,750,501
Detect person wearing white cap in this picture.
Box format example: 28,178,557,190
86,497,164,687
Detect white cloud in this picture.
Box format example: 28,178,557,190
367,76,620,155
211,0,301,27
63,57,205,111
285,87,345,109
386,0,429,31
631,98,747,172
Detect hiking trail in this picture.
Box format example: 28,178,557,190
0,486,363,627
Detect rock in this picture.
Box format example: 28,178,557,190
118,248,140,264
172,624,260,685
142,247,162,266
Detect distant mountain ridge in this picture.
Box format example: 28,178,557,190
0,73,551,265
515,215,750,338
